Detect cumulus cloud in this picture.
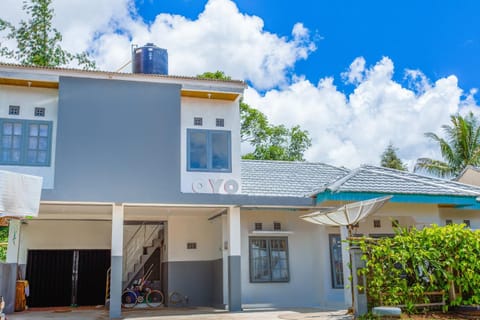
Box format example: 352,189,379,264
1,0,479,169
244,57,480,169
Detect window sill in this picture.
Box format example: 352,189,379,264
249,230,294,236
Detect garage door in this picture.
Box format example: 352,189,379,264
26,249,110,307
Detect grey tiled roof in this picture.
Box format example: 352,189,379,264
321,165,480,196
241,160,349,197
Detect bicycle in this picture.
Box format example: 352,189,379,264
121,264,164,308
121,286,164,308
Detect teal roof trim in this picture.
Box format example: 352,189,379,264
316,191,480,210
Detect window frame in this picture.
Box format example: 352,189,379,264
329,234,344,289
249,236,290,283
0,118,53,166
187,129,232,172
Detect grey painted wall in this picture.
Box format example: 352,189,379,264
212,259,224,308
167,260,222,306
0,263,17,314
40,76,315,207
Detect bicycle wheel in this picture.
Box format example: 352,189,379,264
121,289,138,308
146,289,164,307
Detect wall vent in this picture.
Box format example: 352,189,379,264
254,222,262,231
34,107,45,117
373,219,381,228
9,105,20,115
273,222,281,231
446,219,453,225
187,242,197,249
216,118,224,127
194,117,203,126
464,219,471,227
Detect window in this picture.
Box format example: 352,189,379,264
329,234,344,288
464,220,471,227
216,118,224,127
194,117,203,126
0,118,52,166
254,222,263,231
249,237,289,282
273,222,281,231
446,219,453,225
34,107,45,117
9,105,20,115
187,129,231,172
373,219,381,228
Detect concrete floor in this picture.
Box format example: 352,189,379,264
7,307,353,320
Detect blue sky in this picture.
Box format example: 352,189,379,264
1,0,479,168
135,0,480,93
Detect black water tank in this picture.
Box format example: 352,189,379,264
132,43,168,75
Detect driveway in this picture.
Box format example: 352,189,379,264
7,307,353,320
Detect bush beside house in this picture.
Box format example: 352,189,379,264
356,224,480,313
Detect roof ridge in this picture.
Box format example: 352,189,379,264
309,167,361,195
362,165,480,195
241,159,350,171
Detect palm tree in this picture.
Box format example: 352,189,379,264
415,112,480,178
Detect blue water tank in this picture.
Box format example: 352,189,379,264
132,43,168,75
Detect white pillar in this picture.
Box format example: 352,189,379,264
6,219,20,264
110,204,124,319
340,226,352,308
227,206,241,311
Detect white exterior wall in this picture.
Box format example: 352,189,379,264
180,97,241,195
0,85,58,188
167,213,223,262
439,207,480,229
18,220,112,264
240,209,336,308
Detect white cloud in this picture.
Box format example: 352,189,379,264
244,57,479,169
1,0,479,170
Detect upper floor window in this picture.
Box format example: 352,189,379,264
9,105,20,115
0,118,52,166
187,129,231,172
34,107,45,117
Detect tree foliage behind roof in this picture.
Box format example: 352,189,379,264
415,112,480,178
197,71,312,161
380,143,407,171
0,0,95,69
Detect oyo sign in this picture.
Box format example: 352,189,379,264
192,178,239,194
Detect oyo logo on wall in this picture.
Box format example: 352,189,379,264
192,178,239,194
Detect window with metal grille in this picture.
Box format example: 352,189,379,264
216,118,224,127
373,219,381,228
187,129,231,172
464,220,471,227
194,117,203,126
254,222,262,231
8,105,20,115
0,118,52,166
392,219,399,228
249,237,289,282
273,222,281,231
446,219,453,225
34,107,45,117
187,242,197,249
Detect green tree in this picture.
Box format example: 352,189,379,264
0,226,7,262
415,112,480,178
380,143,407,171
0,0,95,69
197,71,312,161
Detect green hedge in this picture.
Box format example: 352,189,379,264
356,224,480,312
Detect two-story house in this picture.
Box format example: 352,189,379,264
2,46,480,318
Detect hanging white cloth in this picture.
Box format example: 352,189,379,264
0,171,43,218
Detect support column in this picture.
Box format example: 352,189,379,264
340,226,352,308
6,219,20,264
227,206,241,311
110,204,124,319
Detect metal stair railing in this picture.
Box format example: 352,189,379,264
123,223,161,282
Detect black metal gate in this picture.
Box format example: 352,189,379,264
26,249,110,307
